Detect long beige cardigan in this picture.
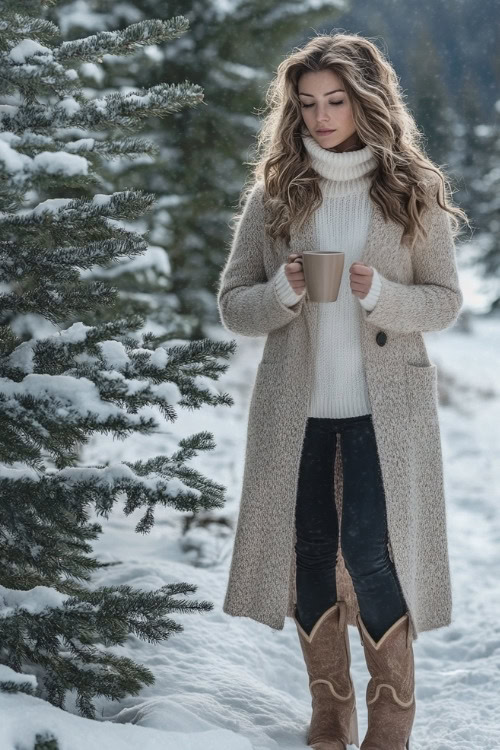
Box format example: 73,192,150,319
217,175,463,640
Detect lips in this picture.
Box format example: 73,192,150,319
317,129,335,134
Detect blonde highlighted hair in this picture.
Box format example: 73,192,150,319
240,32,469,252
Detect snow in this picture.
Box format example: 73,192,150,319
144,45,164,62
8,39,52,64
1,302,498,748
57,0,142,35
98,339,131,369
34,151,89,176
92,97,109,114
80,61,105,83
7,323,93,373
0,138,89,182
31,198,72,215
0,137,85,184
0,131,19,145
0,584,70,618
57,96,81,116
0,104,19,118
0,665,37,689
55,321,94,344
81,244,172,279
93,193,114,206
0,139,32,173
0,371,180,426
66,137,96,152
0,691,252,750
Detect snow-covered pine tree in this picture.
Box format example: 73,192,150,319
0,0,235,721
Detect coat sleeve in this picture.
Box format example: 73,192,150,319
359,189,463,334
217,181,306,337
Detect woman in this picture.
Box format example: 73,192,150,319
217,32,468,750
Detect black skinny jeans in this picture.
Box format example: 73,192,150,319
295,413,408,642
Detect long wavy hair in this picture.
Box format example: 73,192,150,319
240,32,469,252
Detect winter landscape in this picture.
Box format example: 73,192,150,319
2,308,499,750
0,1,498,749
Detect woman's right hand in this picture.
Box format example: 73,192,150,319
285,253,306,294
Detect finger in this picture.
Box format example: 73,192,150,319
350,263,372,275
351,283,369,293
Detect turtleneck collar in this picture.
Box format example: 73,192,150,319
301,132,377,196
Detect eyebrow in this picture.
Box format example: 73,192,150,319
299,89,345,96
298,89,345,97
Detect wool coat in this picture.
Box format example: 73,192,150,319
217,174,463,641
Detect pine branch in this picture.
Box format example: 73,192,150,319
0,81,204,133
57,18,191,62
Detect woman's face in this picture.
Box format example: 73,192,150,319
298,69,360,152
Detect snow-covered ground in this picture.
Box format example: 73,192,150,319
1,306,499,750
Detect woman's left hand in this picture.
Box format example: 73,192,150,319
349,262,373,299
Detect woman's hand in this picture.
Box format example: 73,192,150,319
285,256,373,298
350,262,373,299
285,253,306,294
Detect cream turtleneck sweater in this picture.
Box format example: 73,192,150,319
273,133,382,418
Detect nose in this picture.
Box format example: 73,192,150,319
316,110,332,125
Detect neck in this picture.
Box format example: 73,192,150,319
329,143,365,153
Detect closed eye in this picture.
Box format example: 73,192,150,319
301,101,344,108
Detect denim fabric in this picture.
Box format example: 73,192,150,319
295,414,408,642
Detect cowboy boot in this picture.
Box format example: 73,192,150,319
294,600,360,749
356,611,416,750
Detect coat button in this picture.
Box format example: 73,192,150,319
376,331,387,346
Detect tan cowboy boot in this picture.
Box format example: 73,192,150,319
356,611,416,750
294,600,359,749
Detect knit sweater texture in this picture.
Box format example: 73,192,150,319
273,134,382,417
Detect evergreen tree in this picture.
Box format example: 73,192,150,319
0,0,234,721
51,0,346,337
456,103,500,310
405,25,454,165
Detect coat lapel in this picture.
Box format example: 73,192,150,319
360,201,386,267
360,201,405,273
